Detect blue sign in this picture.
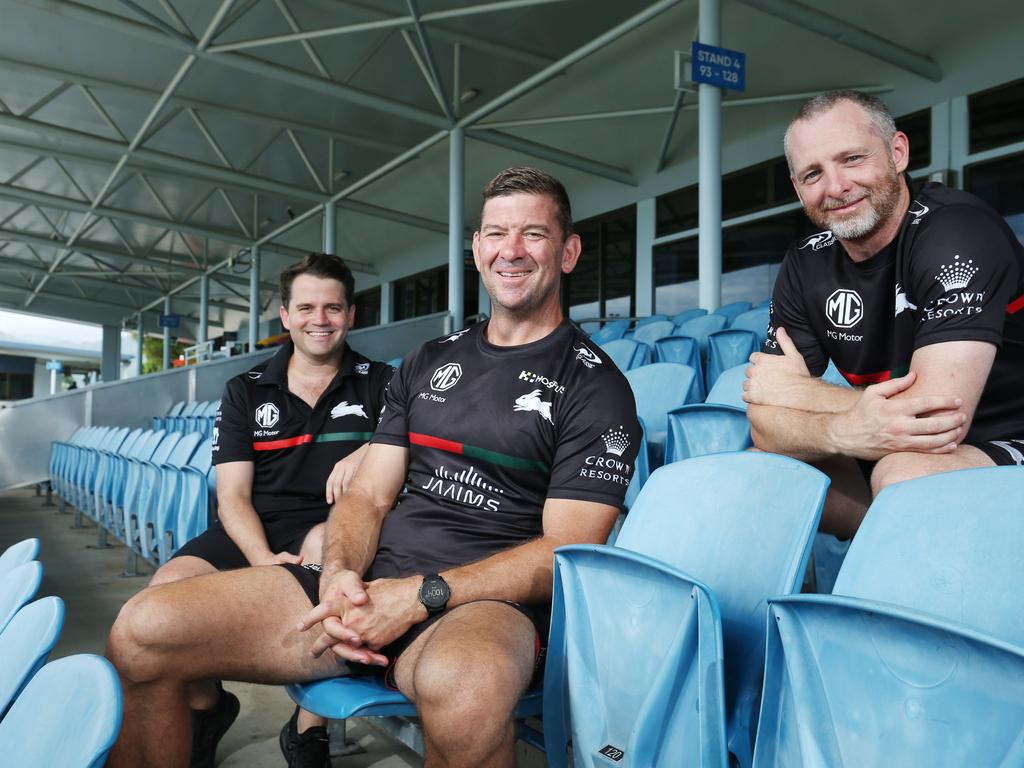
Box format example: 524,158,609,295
159,314,181,328
691,42,745,92
46,359,62,372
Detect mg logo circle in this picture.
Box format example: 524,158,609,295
430,363,462,392
254,402,280,428
826,289,863,329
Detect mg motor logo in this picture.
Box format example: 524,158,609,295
826,289,863,329
254,402,279,428
430,362,462,392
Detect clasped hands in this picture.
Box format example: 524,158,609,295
745,327,966,460
296,569,423,667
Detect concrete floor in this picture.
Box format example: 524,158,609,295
1,486,547,767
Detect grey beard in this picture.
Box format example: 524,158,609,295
827,205,883,240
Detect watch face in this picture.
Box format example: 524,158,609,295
421,576,449,609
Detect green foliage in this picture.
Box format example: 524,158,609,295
142,335,188,374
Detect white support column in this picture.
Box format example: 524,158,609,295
635,198,656,316
323,200,337,255
380,280,393,324
249,245,261,352
162,296,171,370
136,312,144,376
698,0,722,312
198,273,209,345
448,126,465,330
101,324,120,382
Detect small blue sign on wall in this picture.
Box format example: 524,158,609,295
691,42,746,92
159,314,181,328
45,359,63,372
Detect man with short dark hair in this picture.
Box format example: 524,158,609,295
746,90,1024,538
106,167,641,768
149,252,393,767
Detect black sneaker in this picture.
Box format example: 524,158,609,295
279,706,331,768
190,688,240,768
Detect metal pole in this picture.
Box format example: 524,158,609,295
698,0,722,312
162,296,171,370
249,245,261,352
323,200,336,255
136,312,144,376
448,126,465,330
199,273,209,344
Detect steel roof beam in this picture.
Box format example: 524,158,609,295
0,118,442,240
25,0,449,129
0,55,405,154
734,0,941,81
466,128,635,186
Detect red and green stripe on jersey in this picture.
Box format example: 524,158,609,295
835,364,910,386
409,432,550,474
253,431,373,451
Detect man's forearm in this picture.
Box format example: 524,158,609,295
749,403,841,461
321,487,387,581
217,500,274,564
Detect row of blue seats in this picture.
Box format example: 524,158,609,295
288,457,1024,767
0,540,121,764
50,425,215,568
590,301,771,346
153,400,220,440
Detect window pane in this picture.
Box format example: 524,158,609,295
965,150,1024,244
896,109,931,171
567,207,635,321
353,287,381,329
656,185,698,237
602,214,635,320
969,79,1024,154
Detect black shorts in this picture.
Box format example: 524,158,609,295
172,511,325,571
970,439,1024,466
280,562,548,689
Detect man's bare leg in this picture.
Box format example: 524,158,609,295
392,602,536,768
870,444,995,496
813,455,874,540
106,565,344,768
294,523,330,734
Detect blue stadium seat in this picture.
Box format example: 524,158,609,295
78,427,131,520
630,320,676,349
91,428,144,524
0,538,39,578
109,429,166,539
137,432,204,563
821,359,853,387
159,437,214,563
633,314,669,328
665,403,751,464
599,338,651,372
673,314,728,359
386,356,403,368
0,654,122,767
706,329,759,392
154,400,185,431
671,307,707,326
0,596,63,717
754,467,1024,767
0,561,43,634
705,363,748,410
49,426,88,497
713,300,752,325
624,363,699,467
622,415,649,511
653,335,706,400
123,432,184,558
729,307,770,345
544,453,829,768
588,319,630,345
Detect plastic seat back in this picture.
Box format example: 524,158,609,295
633,314,669,328
624,363,698,466
0,561,43,634
653,335,705,400
705,363,748,410
713,300,752,324
0,538,39,577
598,338,651,372
622,416,650,511
630,320,676,348
617,453,828,764
0,654,122,767
665,404,751,464
834,466,1024,643
706,329,759,391
588,319,630,345
671,307,707,325
730,307,770,342
673,313,728,357
0,596,63,717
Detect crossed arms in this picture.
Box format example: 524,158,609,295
296,442,620,665
745,327,996,462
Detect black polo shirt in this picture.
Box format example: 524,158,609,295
212,342,393,521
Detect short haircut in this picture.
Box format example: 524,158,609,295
784,90,897,173
279,253,355,307
480,166,573,239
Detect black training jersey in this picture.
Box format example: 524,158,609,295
212,341,393,520
367,320,641,584
767,176,1024,442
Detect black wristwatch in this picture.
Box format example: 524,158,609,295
419,574,450,616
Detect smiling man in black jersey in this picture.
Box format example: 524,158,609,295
105,167,641,768
745,90,1024,538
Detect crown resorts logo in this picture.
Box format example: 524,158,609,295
602,426,630,457
935,255,978,292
